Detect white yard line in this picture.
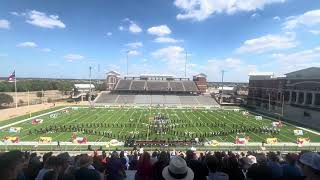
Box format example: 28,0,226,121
179,110,210,141
0,107,69,130
229,111,297,142
132,109,143,139
194,110,233,141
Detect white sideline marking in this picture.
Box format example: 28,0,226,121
296,126,320,136
0,107,69,130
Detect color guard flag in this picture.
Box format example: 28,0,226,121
8,70,15,82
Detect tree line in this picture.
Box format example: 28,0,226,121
0,80,106,92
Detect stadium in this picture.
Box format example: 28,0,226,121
2,1,320,180
1,72,319,153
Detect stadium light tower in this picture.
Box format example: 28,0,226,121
126,50,129,76
220,70,225,104
89,66,92,102
185,51,187,78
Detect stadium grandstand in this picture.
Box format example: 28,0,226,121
95,73,219,106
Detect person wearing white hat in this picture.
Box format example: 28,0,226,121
162,156,194,180
298,152,320,180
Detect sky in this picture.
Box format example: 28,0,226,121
1,0,320,82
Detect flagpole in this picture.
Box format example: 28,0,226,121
15,74,17,108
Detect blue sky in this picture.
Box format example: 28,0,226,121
1,0,320,81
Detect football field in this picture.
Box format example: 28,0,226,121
0,106,319,144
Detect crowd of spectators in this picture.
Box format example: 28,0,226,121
0,148,319,180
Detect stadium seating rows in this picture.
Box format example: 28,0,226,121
95,93,219,106
114,80,199,92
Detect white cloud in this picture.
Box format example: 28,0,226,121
41,48,52,52
128,50,140,56
283,9,320,30
107,32,112,36
174,0,286,21
129,22,142,33
273,16,281,21
25,10,65,29
17,42,38,48
147,25,171,36
251,13,260,19
236,32,297,54
272,46,320,63
119,18,142,33
205,58,257,81
152,46,185,67
0,19,10,29
309,30,320,35
63,54,85,61
126,42,143,49
154,37,182,43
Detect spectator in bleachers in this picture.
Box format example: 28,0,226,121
298,152,320,180
246,153,272,180
162,156,194,180
0,150,25,180
152,151,170,180
206,155,229,180
267,152,284,179
185,150,208,180
282,153,302,178
106,151,126,180
135,152,153,180
36,156,60,180
74,154,100,180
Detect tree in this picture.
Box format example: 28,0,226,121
36,91,44,98
0,93,13,107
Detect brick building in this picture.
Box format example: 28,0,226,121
247,67,320,129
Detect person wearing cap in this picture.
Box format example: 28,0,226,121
162,156,194,180
298,152,320,180
74,154,100,180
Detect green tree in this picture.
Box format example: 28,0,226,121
36,91,44,98
0,93,13,107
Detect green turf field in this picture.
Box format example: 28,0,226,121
0,106,319,143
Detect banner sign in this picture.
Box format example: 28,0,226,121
294,130,303,136
9,127,22,133
266,138,278,144
39,137,52,143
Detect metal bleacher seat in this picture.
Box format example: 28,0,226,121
169,81,184,91
131,80,145,91
95,93,118,103
179,96,198,105
182,81,199,92
115,80,132,90
116,95,135,104
151,95,165,104
134,95,150,104
164,95,181,104
196,96,218,105
147,81,169,91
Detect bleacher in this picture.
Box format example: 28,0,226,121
179,96,198,105
169,81,185,91
116,95,135,104
183,81,199,92
131,80,145,91
115,80,132,90
95,93,118,103
113,79,199,93
95,93,218,106
146,81,169,91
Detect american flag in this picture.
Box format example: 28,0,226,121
8,70,15,82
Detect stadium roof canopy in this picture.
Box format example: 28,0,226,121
248,72,274,76
139,74,175,78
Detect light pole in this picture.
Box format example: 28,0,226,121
126,50,129,76
89,66,92,102
220,70,225,104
